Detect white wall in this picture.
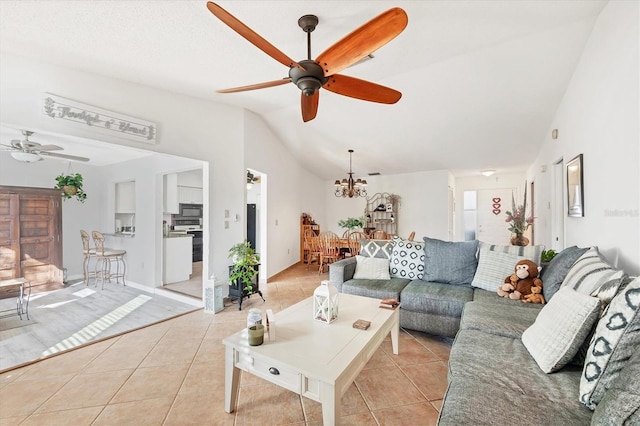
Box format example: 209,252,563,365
0,53,246,284
243,111,325,276
324,170,452,241
527,0,639,275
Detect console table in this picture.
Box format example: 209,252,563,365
0,278,31,320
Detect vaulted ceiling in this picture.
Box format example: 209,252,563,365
0,1,607,179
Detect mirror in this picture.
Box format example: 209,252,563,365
567,154,584,217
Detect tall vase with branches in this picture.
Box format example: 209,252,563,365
505,183,534,246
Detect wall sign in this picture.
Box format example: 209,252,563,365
43,93,156,144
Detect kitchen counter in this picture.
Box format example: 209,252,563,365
103,232,135,238
164,233,193,239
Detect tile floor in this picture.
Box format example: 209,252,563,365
0,263,452,425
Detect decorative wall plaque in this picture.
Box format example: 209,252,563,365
43,93,156,144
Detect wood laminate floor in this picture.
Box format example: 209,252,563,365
0,263,452,425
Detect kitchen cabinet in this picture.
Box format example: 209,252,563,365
163,173,179,214
163,235,193,284
178,186,203,204
116,181,136,213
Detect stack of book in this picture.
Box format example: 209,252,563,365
379,298,400,310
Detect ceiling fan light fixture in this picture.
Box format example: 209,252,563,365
481,169,496,177
10,151,41,163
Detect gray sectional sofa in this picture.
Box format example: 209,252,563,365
329,237,640,425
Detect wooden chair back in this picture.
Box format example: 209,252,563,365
371,230,390,240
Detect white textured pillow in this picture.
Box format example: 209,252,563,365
522,287,601,373
471,249,525,292
353,255,390,280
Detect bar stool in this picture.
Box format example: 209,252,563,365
92,231,127,289
80,230,97,285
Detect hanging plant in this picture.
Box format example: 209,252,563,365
54,173,87,202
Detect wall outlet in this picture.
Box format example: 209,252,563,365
224,221,229,229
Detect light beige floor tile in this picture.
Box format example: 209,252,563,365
234,383,305,425
165,387,234,426
430,399,443,412
82,343,153,373
381,337,440,365
400,361,449,401
92,396,174,425
35,369,133,413
110,364,189,404
192,337,225,364
372,402,440,426
355,365,425,410
179,360,225,395
0,377,69,418
19,406,102,425
361,346,395,370
301,382,369,423
0,414,27,425
411,332,453,360
138,337,202,367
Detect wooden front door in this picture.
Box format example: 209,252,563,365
0,186,63,286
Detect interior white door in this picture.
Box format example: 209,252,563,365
476,188,516,244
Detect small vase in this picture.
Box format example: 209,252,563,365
510,234,530,246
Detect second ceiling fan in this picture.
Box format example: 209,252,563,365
206,2,408,122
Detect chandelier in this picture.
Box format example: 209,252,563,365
334,150,367,198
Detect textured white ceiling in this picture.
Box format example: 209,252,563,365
0,0,606,178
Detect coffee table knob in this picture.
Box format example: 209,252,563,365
269,367,280,375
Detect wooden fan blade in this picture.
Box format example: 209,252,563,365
323,74,401,104
217,78,291,93
206,2,303,70
301,91,319,122
42,152,90,162
316,8,408,77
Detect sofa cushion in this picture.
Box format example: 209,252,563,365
471,248,525,291
580,276,640,409
422,237,478,285
400,279,473,318
472,288,548,309
353,255,390,280
341,277,410,301
460,300,541,339
540,245,589,302
522,287,601,373
478,241,545,265
561,247,626,304
359,239,393,259
591,344,640,424
390,236,425,280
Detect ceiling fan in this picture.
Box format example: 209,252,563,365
246,170,260,189
206,2,408,122
2,130,90,163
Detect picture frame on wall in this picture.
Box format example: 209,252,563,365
567,154,584,217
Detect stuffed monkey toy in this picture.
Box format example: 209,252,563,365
497,259,543,301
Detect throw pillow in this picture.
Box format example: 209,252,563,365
353,255,391,280
561,247,626,305
422,237,479,285
540,246,589,302
471,248,526,292
522,287,601,373
390,236,425,280
359,239,393,260
478,241,545,266
580,276,640,409
590,343,640,424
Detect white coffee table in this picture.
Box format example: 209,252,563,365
223,293,399,426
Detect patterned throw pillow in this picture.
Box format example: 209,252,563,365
353,255,390,280
522,287,601,373
478,241,545,266
561,247,626,305
471,249,526,292
580,276,640,409
359,239,393,260
422,237,479,285
390,236,425,280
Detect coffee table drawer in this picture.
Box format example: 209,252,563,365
237,352,301,394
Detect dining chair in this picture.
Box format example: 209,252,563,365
317,231,340,274
371,229,390,240
346,231,367,257
407,231,416,241
303,229,321,268
92,231,127,289
80,230,97,284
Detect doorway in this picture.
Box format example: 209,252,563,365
464,188,517,244
246,168,267,283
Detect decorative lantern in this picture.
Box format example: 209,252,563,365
313,280,339,323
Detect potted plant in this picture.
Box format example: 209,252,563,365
228,241,260,294
54,173,87,202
